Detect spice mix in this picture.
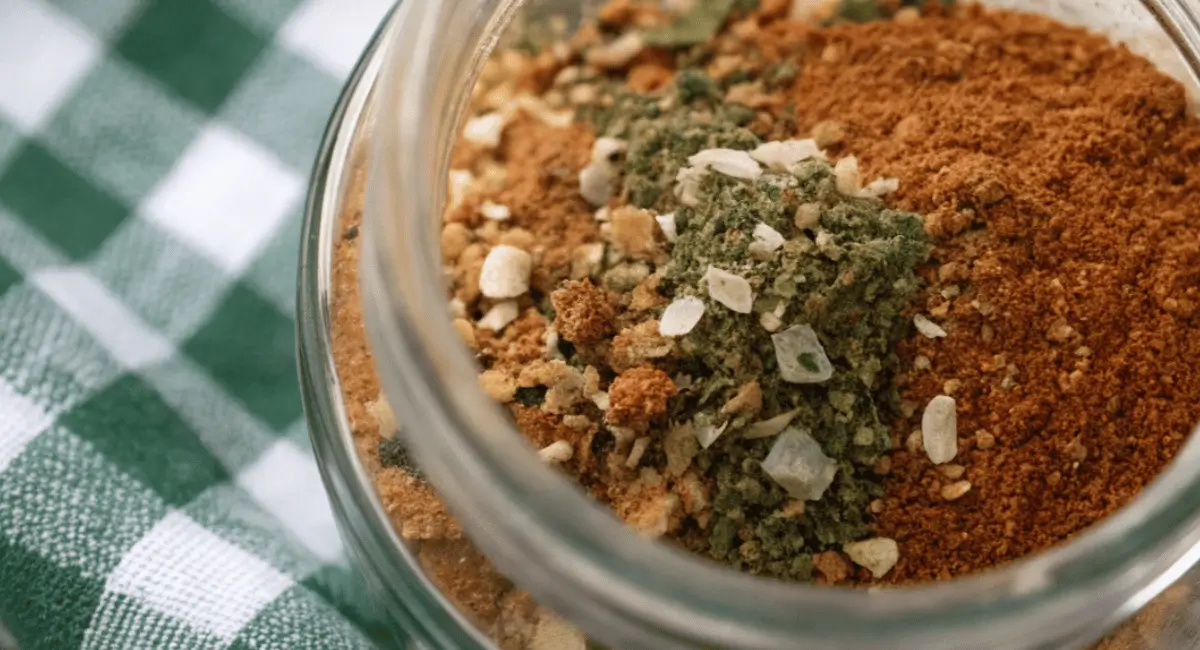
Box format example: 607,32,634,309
331,0,1200,646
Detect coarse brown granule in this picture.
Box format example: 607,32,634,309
511,405,601,478
812,550,851,585
627,274,667,312
778,6,1200,581
608,205,664,262
476,310,548,376
550,280,617,346
609,319,674,372
606,365,677,431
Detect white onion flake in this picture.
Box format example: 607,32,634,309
914,314,948,339
743,408,802,439
477,300,520,332
655,212,678,242
922,395,958,465
861,177,900,198
750,139,825,169
748,223,786,260
688,148,762,180
462,112,506,147
772,324,833,384
834,155,862,196
479,245,532,298
844,538,900,578
693,415,729,449
479,201,511,221
761,427,837,501
704,266,754,314
659,296,706,336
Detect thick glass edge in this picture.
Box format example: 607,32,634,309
361,0,1200,648
295,5,498,649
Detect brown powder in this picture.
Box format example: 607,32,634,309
779,6,1200,581
331,149,463,541
481,115,600,296
606,365,677,430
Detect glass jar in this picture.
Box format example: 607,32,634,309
298,1,1200,648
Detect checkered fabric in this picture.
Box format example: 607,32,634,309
0,0,394,647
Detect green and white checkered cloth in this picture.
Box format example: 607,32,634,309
0,0,394,647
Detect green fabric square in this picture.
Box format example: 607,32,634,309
0,119,18,173
0,537,102,650
87,594,226,649
0,426,167,582
0,256,18,296
115,0,268,113
0,144,129,260
211,0,306,34
183,283,300,430
46,0,147,39
221,45,340,170
88,599,225,647
60,375,230,505
243,206,301,317
301,567,387,642
42,58,204,205
228,588,375,650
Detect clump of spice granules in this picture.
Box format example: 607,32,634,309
331,0,1200,647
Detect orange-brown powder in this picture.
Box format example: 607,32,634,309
775,6,1200,582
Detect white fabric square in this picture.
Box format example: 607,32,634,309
31,266,174,369
142,124,303,273
0,0,101,131
106,511,294,641
0,378,53,474
236,439,343,563
279,0,394,78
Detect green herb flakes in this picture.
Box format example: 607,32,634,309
573,67,929,578
644,0,740,48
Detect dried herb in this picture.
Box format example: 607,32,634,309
666,167,927,564
515,386,549,407
575,69,930,576
379,437,423,478
585,72,759,210
833,0,955,23
644,0,740,48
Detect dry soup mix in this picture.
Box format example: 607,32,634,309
332,0,1200,646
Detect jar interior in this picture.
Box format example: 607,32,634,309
347,1,1200,648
